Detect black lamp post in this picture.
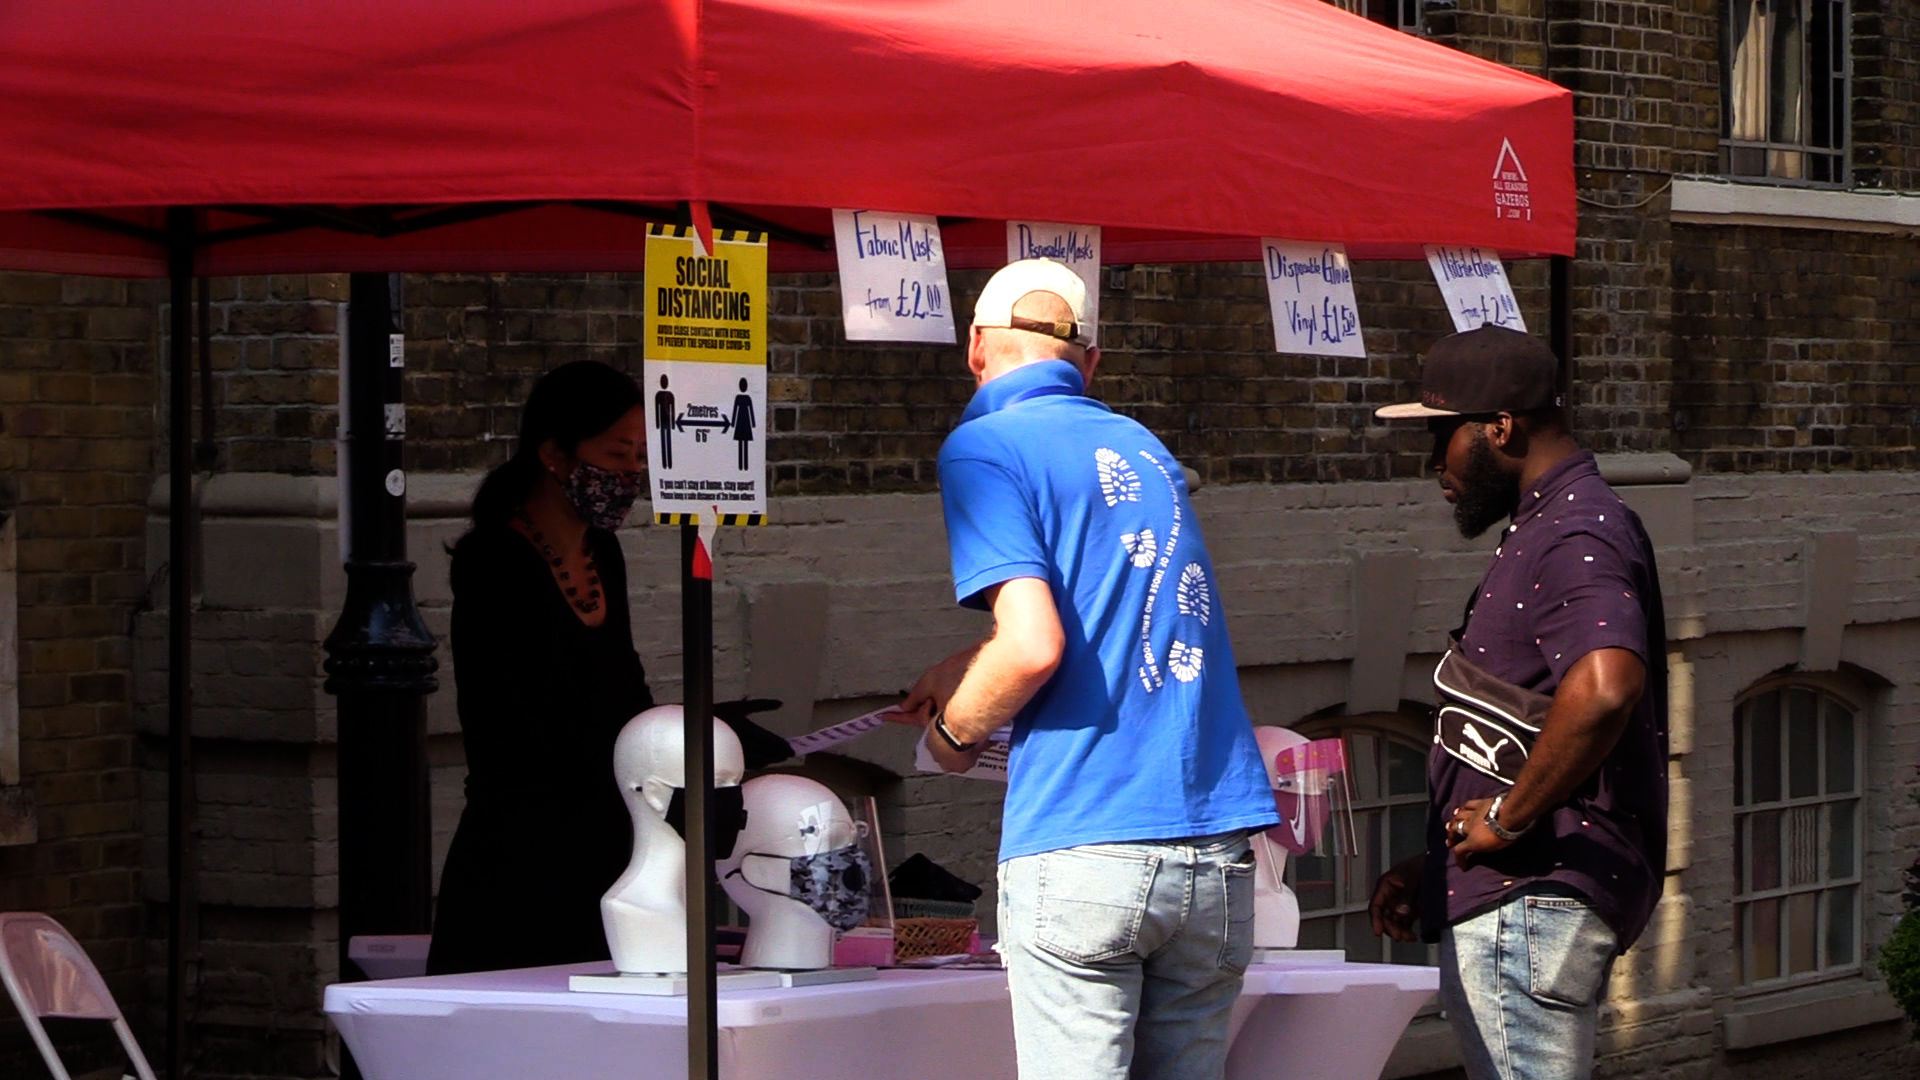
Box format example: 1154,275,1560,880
324,273,439,1001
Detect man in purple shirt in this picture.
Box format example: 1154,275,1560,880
1368,326,1667,1080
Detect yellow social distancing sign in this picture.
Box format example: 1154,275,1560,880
643,225,769,525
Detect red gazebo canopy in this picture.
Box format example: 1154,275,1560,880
0,0,1573,275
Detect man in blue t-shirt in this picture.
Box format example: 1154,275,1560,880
900,259,1278,1080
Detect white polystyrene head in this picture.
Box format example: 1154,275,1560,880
718,774,854,900
1253,725,1311,788
718,774,853,970
613,705,746,818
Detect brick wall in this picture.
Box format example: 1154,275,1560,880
1854,0,1920,190
1669,0,1722,175
1671,224,1920,472
363,258,1548,495
197,275,342,477
0,272,156,1076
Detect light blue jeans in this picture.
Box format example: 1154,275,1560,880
1440,890,1618,1080
996,832,1256,1080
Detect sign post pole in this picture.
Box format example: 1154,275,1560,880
638,222,768,1080
682,524,717,1080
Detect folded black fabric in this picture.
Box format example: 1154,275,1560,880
888,852,983,903
712,698,797,769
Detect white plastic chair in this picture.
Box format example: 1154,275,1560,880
0,912,157,1080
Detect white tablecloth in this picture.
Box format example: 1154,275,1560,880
325,960,1436,1080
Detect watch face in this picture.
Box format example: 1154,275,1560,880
935,716,970,751
1485,799,1521,840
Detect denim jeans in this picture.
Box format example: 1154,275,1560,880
1440,890,1618,1080
996,831,1256,1080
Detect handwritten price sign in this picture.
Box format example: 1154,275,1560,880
1007,222,1101,335
833,209,956,343
1261,240,1366,358
1424,246,1527,333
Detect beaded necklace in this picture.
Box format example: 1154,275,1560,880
515,509,602,615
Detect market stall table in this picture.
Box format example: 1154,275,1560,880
325,959,1436,1080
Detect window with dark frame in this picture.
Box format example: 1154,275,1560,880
1733,687,1863,987
1327,0,1421,34
1722,0,1850,184
1378,0,1421,34
1284,722,1436,966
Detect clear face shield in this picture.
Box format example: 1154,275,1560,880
1264,737,1357,860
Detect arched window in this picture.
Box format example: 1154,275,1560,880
1734,684,1863,986
1284,713,1435,965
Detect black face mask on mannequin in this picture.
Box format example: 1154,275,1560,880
663,785,748,861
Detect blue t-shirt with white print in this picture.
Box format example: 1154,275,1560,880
937,360,1278,862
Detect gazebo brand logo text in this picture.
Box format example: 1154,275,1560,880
1493,138,1531,221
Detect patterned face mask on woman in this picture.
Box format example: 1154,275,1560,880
727,845,873,932
561,460,647,531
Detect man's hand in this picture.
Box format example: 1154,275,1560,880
901,645,981,727
1444,797,1515,868
1368,854,1426,944
902,578,1063,774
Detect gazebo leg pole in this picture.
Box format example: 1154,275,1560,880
164,207,196,1080
681,525,718,1080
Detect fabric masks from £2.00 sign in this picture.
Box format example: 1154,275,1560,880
663,785,748,861
730,845,873,933
562,460,647,532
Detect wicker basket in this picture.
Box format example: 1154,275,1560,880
893,917,977,961
892,897,976,921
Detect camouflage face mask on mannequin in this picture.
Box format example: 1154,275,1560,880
728,845,872,932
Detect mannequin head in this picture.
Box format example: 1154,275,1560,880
718,775,869,970
601,706,747,975
1254,726,1309,799
614,704,747,848
1251,725,1309,949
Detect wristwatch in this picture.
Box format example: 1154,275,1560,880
1483,794,1531,843
932,710,977,752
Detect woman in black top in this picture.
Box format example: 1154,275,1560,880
427,361,655,975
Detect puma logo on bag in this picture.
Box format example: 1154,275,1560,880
1432,638,1552,785
1457,723,1511,772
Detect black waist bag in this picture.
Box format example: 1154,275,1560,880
1432,637,1553,786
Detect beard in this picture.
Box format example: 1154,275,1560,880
1451,430,1520,539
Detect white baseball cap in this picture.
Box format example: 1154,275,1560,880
972,258,1093,347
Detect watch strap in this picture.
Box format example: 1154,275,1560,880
1484,794,1530,842
932,712,977,752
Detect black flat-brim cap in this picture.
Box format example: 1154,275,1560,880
1376,325,1563,419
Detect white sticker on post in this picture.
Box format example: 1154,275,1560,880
1425,246,1526,332
832,209,956,343
1260,240,1365,357
1007,222,1101,336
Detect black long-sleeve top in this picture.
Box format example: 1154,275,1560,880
425,523,654,975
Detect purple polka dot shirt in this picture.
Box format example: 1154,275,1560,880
1422,451,1669,950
